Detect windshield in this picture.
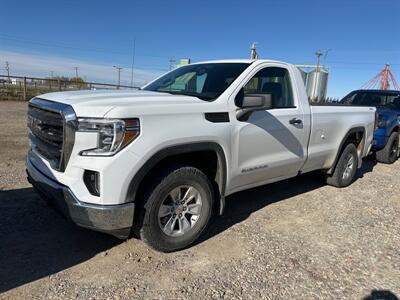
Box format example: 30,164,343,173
143,63,250,101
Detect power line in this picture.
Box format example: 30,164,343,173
1,34,399,70
327,60,400,66
0,36,172,72
0,34,176,59
323,49,332,62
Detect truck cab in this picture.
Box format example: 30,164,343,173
341,89,400,163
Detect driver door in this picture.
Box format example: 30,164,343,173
229,65,309,190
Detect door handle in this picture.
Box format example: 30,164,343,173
289,118,302,125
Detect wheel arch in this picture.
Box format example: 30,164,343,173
126,142,228,215
390,125,399,134
327,126,366,174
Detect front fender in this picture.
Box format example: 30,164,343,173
126,142,228,215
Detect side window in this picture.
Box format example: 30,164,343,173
363,93,385,106
243,67,294,108
386,94,400,109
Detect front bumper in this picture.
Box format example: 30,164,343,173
26,156,134,239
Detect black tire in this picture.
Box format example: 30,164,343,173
376,132,399,164
134,165,214,252
326,143,359,188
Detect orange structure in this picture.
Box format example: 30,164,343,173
361,64,399,90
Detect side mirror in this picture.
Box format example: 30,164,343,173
235,91,273,121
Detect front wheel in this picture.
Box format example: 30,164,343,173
376,132,399,164
135,165,214,252
326,143,359,188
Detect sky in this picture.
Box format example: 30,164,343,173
0,0,399,97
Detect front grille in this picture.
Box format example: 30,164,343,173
28,105,63,165
27,98,77,172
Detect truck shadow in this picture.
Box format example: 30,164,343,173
0,188,121,293
197,156,377,245
0,157,376,293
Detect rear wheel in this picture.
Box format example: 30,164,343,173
376,132,399,164
135,165,214,252
326,143,358,188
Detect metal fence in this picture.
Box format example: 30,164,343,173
0,75,139,101
0,74,342,103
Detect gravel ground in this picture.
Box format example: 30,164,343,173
0,101,399,300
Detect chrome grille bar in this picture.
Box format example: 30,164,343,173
28,98,77,172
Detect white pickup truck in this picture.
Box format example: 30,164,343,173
26,59,376,252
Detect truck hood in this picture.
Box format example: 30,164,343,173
38,90,207,117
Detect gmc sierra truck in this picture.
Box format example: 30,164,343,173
26,59,376,252
340,89,400,164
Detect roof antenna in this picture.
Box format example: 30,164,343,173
250,42,259,60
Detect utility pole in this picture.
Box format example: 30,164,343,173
73,66,79,79
130,38,136,87
169,58,176,70
313,50,323,101
113,65,123,88
50,71,54,78
73,66,79,88
5,61,10,82
315,50,323,70
250,42,259,60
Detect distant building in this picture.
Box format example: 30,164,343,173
176,58,191,68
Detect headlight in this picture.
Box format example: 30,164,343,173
78,118,140,156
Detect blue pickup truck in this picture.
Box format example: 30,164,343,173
341,89,400,164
